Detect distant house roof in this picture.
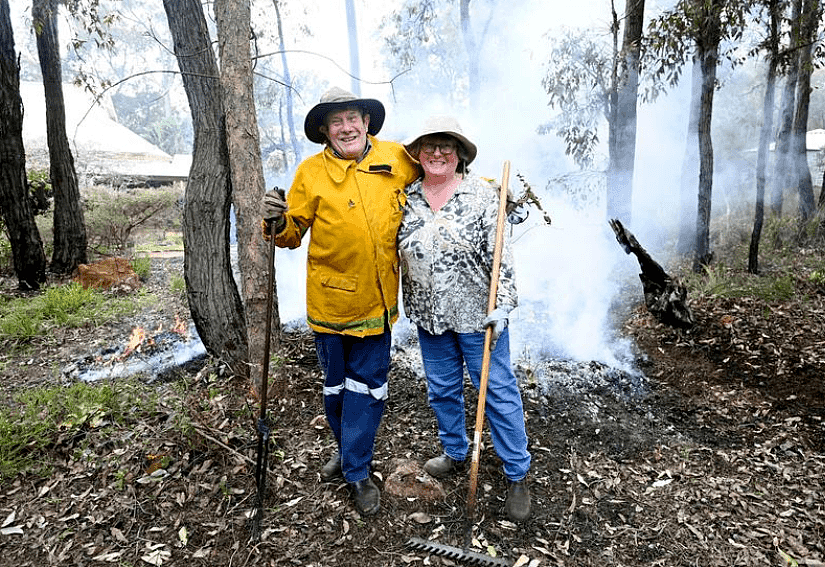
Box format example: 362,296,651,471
21,81,190,185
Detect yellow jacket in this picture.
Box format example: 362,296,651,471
268,136,419,336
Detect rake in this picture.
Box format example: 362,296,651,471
407,161,513,567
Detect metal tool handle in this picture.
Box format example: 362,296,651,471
252,230,278,538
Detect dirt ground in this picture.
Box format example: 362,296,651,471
0,252,824,567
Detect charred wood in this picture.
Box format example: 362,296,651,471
610,218,694,329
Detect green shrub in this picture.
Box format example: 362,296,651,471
131,256,152,280
170,274,186,295
84,185,180,256
0,234,12,275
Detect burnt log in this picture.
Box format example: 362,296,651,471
610,219,694,329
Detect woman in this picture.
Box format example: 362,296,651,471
397,115,531,522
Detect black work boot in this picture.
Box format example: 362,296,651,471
423,453,463,478
350,477,380,515
505,477,531,522
320,453,342,481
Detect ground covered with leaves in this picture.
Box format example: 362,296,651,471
1,249,824,567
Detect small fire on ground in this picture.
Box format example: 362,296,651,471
119,315,189,360
63,314,206,383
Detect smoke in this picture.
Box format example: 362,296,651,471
270,0,761,373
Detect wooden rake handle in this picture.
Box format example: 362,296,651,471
466,160,511,522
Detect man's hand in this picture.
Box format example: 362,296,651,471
262,188,287,230
482,307,509,351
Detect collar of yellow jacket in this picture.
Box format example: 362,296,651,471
322,135,383,184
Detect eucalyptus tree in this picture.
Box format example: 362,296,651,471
162,0,250,379
644,0,748,271
379,0,499,112
770,0,802,219
32,0,88,274
748,0,783,274
540,31,611,170
540,0,646,225
0,0,47,289
216,0,280,393
269,0,301,164
608,0,645,225
787,0,822,225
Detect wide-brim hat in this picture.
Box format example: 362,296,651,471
404,115,477,165
304,86,385,144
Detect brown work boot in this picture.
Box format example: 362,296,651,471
505,477,531,522
350,478,380,515
423,453,463,478
320,453,342,481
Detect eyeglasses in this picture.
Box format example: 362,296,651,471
420,142,457,155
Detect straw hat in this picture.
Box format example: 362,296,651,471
404,115,477,165
303,86,385,144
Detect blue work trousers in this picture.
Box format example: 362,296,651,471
416,326,531,481
314,329,391,483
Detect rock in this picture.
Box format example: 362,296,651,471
383,458,446,501
74,257,141,291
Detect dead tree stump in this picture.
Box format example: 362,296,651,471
609,219,694,329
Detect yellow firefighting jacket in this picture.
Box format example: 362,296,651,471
267,136,419,336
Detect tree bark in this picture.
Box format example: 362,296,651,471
693,2,721,272
771,75,796,218
770,0,802,219
272,0,300,164
606,0,645,226
215,0,280,394
790,0,819,225
32,0,87,275
748,0,779,275
162,0,249,378
677,59,701,255
344,0,361,96
459,0,480,112
0,0,46,290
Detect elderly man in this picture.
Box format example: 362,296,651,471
261,87,419,516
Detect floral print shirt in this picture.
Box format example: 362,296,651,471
398,173,518,335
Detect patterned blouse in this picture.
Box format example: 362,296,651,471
398,173,518,335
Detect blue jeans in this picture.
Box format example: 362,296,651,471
416,326,531,481
315,329,391,483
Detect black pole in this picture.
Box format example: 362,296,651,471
251,230,277,539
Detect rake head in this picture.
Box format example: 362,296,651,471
406,537,512,567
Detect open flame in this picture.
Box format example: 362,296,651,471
172,314,187,336
121,326,147,359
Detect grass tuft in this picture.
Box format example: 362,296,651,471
0,380,155,480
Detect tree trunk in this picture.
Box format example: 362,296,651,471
790,0,819,225
344,0,361,96
771,75,796,218
606,0,645,226
0,0,46,290
677,58,701,255
215,0,280,394
162,0,249,378
32,0,87,275
272,0,300,164
748,2,779,275
770,0,802,219
693,13,721,272
459,0,480,112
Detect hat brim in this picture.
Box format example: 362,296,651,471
304,99,385,144
404,130,477,165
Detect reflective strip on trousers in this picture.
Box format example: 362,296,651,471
324,378,388,400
